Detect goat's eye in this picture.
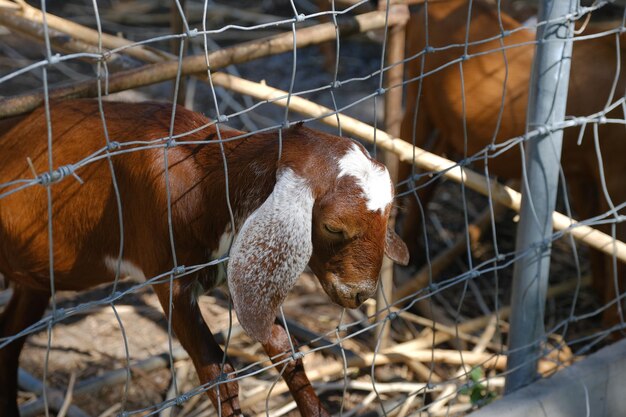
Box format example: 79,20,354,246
324,224,344,235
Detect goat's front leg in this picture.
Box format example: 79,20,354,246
261,322,330,417
0,285,50,417
152,282,241,417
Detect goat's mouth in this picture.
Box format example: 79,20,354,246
318,273,376,309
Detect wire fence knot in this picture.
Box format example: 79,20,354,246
175,394,189,406
38,165,76,186
537,125,550,135
531,239,550,252
51,308,66,322
291,351,304,361
218,114,229,123
215,372,229,384
47,53,61,66
172,265,186,276
295,13,306,22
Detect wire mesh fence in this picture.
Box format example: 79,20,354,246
0,0,625,416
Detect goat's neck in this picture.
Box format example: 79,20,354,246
186,133,284,252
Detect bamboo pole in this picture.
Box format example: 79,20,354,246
4,0,612,269
170,0,187,106
0,0,169,63
208,72,626,264
0,8,142,71
0,6,407,118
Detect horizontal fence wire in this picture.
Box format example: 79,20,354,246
0,0,625,416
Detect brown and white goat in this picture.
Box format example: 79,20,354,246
0,99,409,417
400,0,626,325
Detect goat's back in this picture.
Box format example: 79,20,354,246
0,100,223,290
402,0,626,181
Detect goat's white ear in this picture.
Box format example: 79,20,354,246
227,168,314,343
385,227,410,266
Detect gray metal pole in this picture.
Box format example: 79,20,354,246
505,0,576,393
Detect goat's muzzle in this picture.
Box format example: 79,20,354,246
319,273,377,309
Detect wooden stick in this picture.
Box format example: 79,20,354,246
18,369,90,417
56,372,77,417
9,0,612,267
259,399,298,417
242,340,550,409
95,403,121,417
432,403,473,416
429,316,498,414
392,391,420,417
207,72,626,264
334,0,450,6
376,3,409,350
417,274,591,347
0,6,407,118
381,347,506,370
404,359,442,383
19,347,189,417
316,379,434,393
0,10,142,71
242,335,508,408
385,306,501,351
0,0,168,63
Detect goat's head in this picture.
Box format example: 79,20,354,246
228,126,409,343
308,140,409,309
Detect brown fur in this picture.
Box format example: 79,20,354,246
400,0,626,328
0,99,408,417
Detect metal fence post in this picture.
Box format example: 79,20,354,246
505,0,576,393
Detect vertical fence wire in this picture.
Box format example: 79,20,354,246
0,1,625,416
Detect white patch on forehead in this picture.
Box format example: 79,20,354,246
104,256,146,281
338,143,393,212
